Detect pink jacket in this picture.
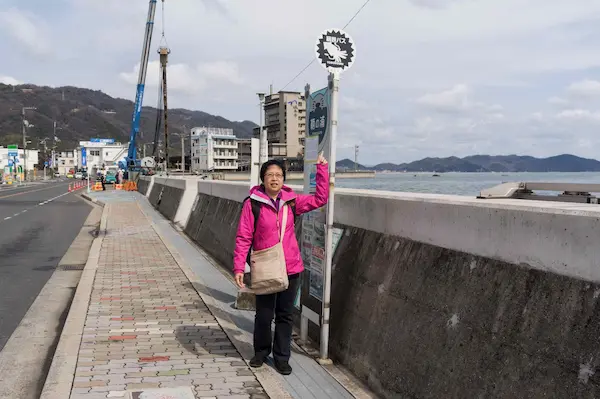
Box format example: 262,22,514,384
233,163,329,275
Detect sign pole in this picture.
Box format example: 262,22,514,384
312,28,355,364
320,72,340,362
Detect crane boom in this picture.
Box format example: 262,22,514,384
125,0,158,169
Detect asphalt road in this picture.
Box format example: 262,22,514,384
0,181,92,351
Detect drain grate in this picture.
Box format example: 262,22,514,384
58,264,86,271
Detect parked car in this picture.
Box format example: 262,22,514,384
74,172,83,179
105,172,117,184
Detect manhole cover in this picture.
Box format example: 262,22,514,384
128,387,196,399
58,264,86,271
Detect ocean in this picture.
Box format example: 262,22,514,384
300,172,600,197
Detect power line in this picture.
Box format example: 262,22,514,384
278,0,372,92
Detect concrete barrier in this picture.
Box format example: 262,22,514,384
147,177,185,223
137,176,151,196
142,178,600,398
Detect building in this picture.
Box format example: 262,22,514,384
253,90,306,160
190,127,238,172
76,138,128,175
237,139,252,171
56,149,79,176
0,147,39,179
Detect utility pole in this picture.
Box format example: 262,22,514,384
172,132,187,174
180,134,185,174
159,45,170,173
354,145,359,171
22,106,36,182
257,93,267,165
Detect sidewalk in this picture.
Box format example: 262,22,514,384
42,190,361,399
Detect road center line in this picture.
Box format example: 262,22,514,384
0,187,73,224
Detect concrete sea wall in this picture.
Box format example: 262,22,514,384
138,176,600,398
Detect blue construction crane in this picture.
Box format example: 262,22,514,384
122,0,160,170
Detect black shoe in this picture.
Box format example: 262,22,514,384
274,360,292,375
249,355,265,368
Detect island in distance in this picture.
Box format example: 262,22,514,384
336,154,600,173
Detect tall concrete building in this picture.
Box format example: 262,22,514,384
254,90,306,160
190,127,238,172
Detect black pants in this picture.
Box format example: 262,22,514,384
254,273,300,363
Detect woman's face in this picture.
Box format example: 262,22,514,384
264,165,284,195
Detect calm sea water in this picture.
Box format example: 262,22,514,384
290,172,600,196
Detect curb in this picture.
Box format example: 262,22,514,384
39,204,109,398
81,193,106,207
137,201,295,399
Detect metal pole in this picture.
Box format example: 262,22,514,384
258,93,267,165
22,108,26,183
320,72,340,363
181,135,185,174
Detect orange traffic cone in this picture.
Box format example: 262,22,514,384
68,183,72,192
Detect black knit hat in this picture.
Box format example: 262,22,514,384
260,159,286,182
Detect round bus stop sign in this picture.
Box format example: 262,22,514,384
315,29,356,74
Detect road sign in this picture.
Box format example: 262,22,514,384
8,160,13,167
44,161,49,167
7,144,17,150
90,138,115,144
315,29,356,74
8,151,17,157
81,147,87,166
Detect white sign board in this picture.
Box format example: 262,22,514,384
315,29,356,74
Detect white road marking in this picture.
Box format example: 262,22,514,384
0,190,73,224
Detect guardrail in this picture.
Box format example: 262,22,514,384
478,182,600,203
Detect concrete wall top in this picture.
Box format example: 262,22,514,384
192,179,600,284
152,177,187,190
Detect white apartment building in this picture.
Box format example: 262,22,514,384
253,90,306,159
56,149,79,176
76,139,128,175
190,127,238,172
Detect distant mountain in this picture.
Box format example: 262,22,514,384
336,154,600,172
0,83,257,153
336,158,368,170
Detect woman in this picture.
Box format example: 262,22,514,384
233,154,329,375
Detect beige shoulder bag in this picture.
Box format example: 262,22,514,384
250,204,290,295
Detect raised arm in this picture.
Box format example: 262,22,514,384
295,160,330,215
233,199,254,276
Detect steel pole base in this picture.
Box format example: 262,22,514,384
316,357,333,366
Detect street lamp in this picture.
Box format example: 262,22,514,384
257,93,266,165
22,106,36,182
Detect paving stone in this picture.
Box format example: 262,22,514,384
67,203,266,399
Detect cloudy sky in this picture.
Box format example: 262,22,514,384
2,0,600,164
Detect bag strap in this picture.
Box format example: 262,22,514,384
243,196,261,233
279,204,288,243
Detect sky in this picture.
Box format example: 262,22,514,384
2,0,600,164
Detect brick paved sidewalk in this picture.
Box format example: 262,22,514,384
70,202,267,399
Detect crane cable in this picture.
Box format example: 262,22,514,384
159,0,169,48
